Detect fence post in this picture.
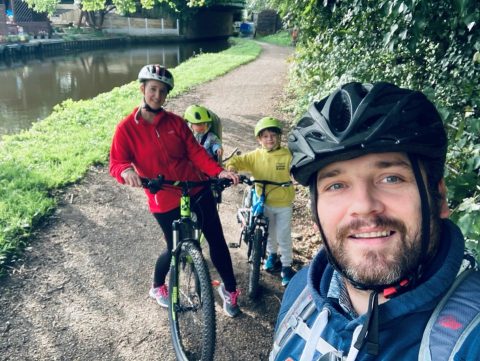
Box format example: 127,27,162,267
161,18,164,34
145,18,148,36
128,17,131,35
176,19,180,35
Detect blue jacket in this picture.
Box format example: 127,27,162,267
273,220,480,360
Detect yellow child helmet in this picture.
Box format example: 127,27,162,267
254,117,282,137
184,105,214,124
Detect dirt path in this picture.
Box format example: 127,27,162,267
0,42,299,361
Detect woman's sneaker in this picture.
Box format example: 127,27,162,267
281,267,295,287
263,253,278,272
149,284,169,308
217,283,241,318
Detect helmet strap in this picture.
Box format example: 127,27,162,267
354,291,379,356
142,98,163,114
407,154,430,277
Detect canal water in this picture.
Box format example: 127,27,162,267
0,39,230,138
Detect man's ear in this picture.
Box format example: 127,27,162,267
438,179,450,219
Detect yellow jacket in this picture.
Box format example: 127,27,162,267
226,147,294,207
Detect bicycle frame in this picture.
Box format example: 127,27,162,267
244,185,269,258
142,175,233,361
235,176,291,298
172,187,201,251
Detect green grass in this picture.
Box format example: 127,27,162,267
256,30,292,47
0,38,261,273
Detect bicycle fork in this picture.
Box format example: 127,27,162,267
170,218,201,319
247,218,269,262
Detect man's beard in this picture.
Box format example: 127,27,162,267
328,215,422,287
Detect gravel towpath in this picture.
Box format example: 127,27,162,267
0,42,296,361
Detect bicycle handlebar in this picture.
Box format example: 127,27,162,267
140,175,235,194
238,175,292,188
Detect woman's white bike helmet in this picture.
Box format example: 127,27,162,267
138,64,174,91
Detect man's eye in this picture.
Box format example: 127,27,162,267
383,175,401,183
326,183,344,191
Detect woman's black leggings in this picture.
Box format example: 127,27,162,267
152,188,237,293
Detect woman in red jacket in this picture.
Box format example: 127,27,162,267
109,64,241,317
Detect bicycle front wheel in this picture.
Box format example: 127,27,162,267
248,228,263,299
169,241,216,361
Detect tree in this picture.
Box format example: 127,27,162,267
22,0,220,29
269,0,480,244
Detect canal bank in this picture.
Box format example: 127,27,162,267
0,39,262,274
0,33,232,63
0,37,232,136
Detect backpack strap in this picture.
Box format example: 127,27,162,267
270,287,339,361
200,131,209,146
418,269,480,361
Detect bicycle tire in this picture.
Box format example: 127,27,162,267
169,241,216,361
248,228,263,299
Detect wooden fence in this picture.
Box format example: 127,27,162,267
103,15,180,36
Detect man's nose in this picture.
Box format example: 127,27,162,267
349,184,384,217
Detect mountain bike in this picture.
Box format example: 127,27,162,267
142,175,234,361
232,177,292,299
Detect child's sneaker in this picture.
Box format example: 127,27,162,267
149,284,169,308
281,267,295,287
217,283,241,318
263,253,278,272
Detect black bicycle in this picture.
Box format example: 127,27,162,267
233,177,292,299
142,175,234,361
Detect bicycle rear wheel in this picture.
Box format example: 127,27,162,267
248,228,263,299
169,241,216,361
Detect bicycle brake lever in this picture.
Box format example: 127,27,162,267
218,178,233,190
146,175,165,194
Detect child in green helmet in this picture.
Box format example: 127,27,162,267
226,117,296,286
184,105,223,163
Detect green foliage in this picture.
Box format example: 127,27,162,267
245,0,269,12
270,0,480,247
0,39,261,274
23,0,58,15
23,0,245,16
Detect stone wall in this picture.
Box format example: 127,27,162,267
255,9,281,36
182,9,233,39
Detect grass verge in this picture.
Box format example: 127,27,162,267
0,38,261,273
256,30,292,47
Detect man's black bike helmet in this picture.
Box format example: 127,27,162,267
288,81,447,186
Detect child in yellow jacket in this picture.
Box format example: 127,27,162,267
226,117,295,286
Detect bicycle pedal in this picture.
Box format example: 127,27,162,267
228,242,239,248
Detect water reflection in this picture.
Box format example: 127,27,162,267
0,40,230,137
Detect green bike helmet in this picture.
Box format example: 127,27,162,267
184,105,214,124
254,117,282,137
138,64,174,91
